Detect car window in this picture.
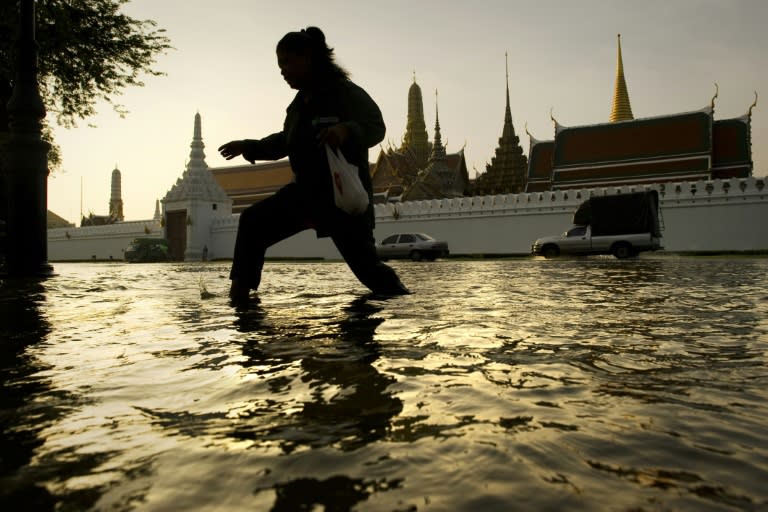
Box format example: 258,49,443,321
382,235,398,244
567,226,587,237
399,234,416,243
415,234,433,241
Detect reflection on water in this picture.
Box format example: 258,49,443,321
1,257,767,511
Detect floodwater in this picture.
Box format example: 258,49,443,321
1,257,767,511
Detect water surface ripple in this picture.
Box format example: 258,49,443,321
1,258,767,511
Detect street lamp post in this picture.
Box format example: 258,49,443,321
2,0,53,277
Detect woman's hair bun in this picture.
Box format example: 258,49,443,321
304,26,326,45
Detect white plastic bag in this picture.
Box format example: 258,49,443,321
325,144,369,215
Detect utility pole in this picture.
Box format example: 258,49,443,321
2,0,53,277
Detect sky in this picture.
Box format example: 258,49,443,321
46,0,768,223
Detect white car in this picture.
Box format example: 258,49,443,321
376,233,449,261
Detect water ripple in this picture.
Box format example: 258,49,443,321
1,258,767,510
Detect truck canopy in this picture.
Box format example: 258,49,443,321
572,191,661,237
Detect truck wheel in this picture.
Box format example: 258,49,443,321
410,250,423,261
612,243,633,259
542,245,560,258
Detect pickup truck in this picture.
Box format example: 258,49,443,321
531,224,661,258
531,191,663,259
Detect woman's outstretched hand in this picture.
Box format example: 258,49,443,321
218,140,247,160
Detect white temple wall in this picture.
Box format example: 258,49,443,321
373,209,571,255
48,220,163,261
660,195,767,251
48,177,768,261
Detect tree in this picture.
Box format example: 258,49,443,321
0,0,172,168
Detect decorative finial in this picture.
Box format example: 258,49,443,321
748,91,758,118
505,51,509,83
524,121,530,137
710,82,719,110
609,33,634,122
413,69,416,83
549,107,557,124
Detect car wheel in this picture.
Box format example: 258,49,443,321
612,243,632,259
542,245,559,258
410,250,423,261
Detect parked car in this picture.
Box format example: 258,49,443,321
531,191,663,259
376,233,449,261
124,238,170,262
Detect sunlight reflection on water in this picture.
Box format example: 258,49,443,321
1,257,767,511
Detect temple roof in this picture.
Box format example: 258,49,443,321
47,210,74,229
522,36,755,191
553,108,713,168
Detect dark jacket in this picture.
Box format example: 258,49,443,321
241,79,385,230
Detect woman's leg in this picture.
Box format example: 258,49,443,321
330,220,409,295
230,185,308,297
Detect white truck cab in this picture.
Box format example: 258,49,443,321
531,191,663,259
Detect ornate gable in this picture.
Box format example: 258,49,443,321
712,116,753,179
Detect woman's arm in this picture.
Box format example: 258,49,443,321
218,132,288,164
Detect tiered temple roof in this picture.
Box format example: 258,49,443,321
370,79,468,201
550,107,714,189
402,91,469,201
473,54,528,195
524,37,755,192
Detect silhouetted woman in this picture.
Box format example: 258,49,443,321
219,27,408,302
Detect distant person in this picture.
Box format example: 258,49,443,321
218,26,409,303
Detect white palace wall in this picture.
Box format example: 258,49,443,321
48,220,163,261
48,176,768,261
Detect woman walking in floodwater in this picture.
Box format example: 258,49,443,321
219,26,409,303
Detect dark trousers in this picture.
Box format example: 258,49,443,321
230,184,405,294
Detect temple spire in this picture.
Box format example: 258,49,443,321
188,111,206,168
430,89,445,161
609,34,634,122
164,112,228,203
502,51,516,140
109,165,124,221
505,51,510,112
472,53,528,195
401,73,430,167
